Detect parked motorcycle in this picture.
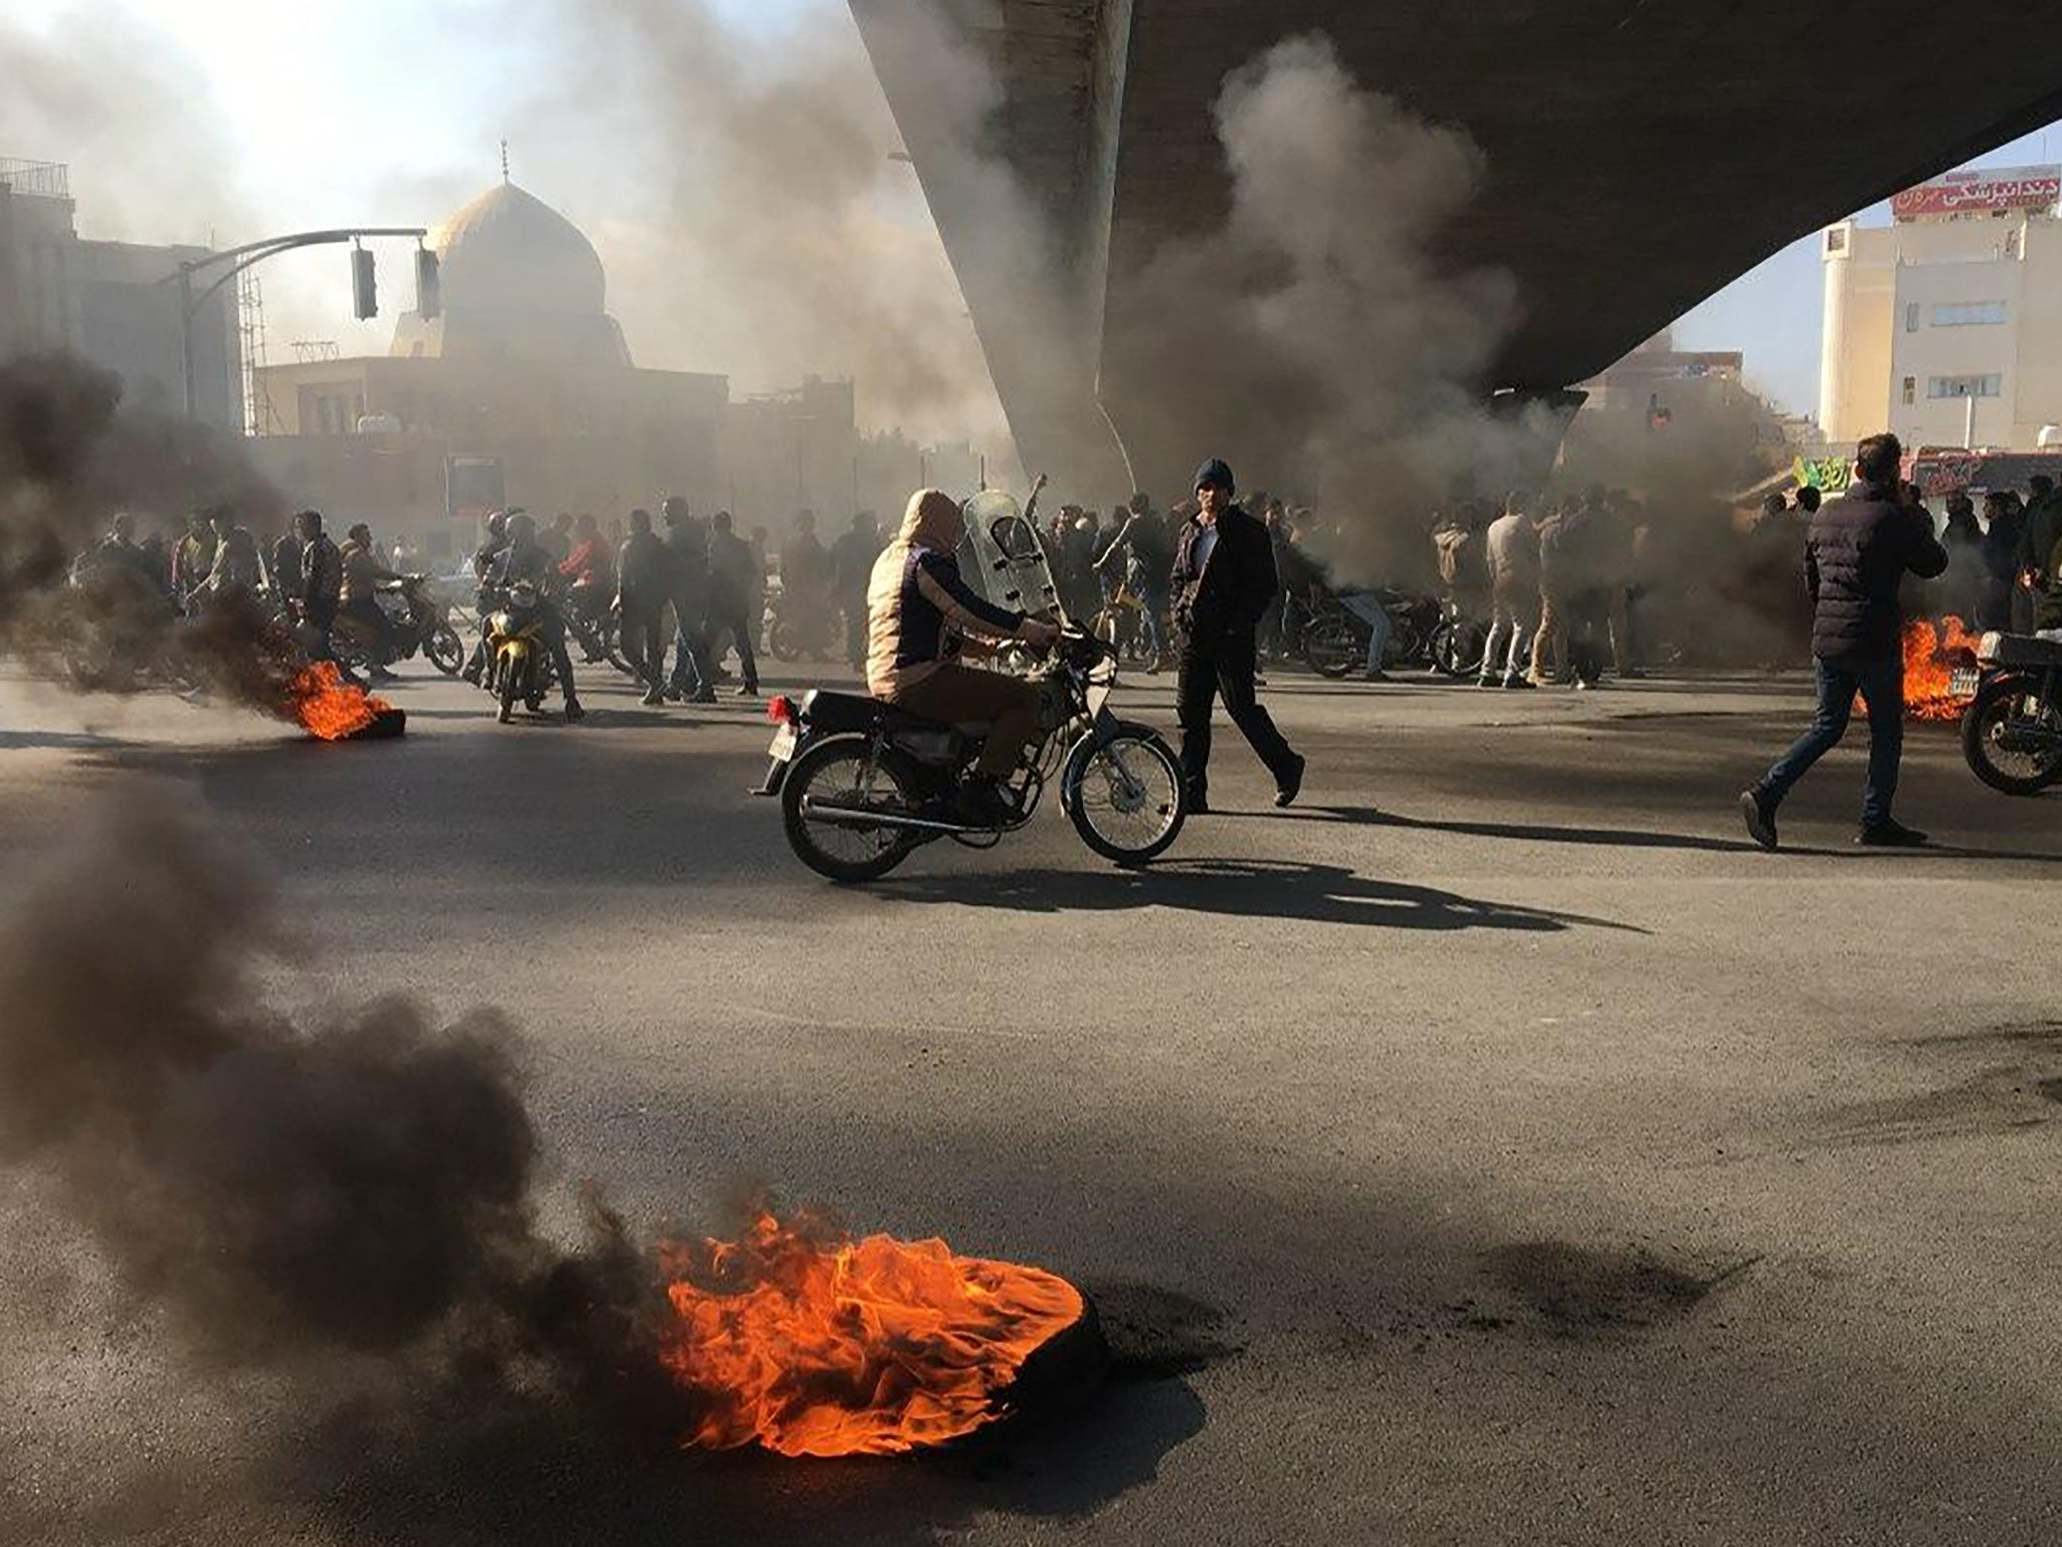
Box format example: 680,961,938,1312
565,581,635,677
333,575,465,676
1960,630,2062,794
485,581,560,723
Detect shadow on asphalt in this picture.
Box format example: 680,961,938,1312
876,857,1647,934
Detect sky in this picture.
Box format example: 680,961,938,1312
5,0,2060,426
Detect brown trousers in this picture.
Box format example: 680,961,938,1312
888,663,1043,778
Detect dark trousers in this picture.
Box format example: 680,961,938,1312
1757,653,1903,828
668,596,711,694
340,595,394,666
620,601,666,691
1176,630,1297,800
844,591,869,669
707,598,759,689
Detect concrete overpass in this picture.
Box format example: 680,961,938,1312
852,1,2062,500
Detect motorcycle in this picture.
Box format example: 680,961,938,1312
1960,630,2062,794
565,580,635,677
758,486,1186,882
1426,598,1486,677
333,575,466,676
485,581,561,723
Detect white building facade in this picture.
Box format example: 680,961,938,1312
1820,165,2062,451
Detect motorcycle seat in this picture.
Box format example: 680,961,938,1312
801,688,979,737
1978,631,2062,668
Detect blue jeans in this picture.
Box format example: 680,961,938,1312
1757,654,1904,827
1338,593,1395,673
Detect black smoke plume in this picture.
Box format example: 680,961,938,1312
0,793,677,1420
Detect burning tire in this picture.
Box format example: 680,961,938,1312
1961,676,2062,795
1061,723,1186,866
781,735,925,882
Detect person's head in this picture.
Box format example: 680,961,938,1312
1854,433,1902,489
183,509,208,536
1984,490,2012,523
1128,490,1152,518
486,510,507,539
712,510,734,535
1503,490,1527,519
507,511,536,545
1761,491,1787,520
749,524,767,546
1795,485,1822,514
797,508,816,535
574,512,599,538
1194,457,1234,519
661,496,688,525
207,507,232,538
852,510,875,536
2031,474,2055,502
110,511,135,543
346,522,372,547
629,507,652,535
901,488,964,551
1078,510,1099,532
295,509,323,539
1946,491,1975,520
554,512,574,535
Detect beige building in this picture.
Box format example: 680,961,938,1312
1821,164,2062,450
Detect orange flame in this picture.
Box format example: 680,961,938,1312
288,661,392,740
1896,615,1982,722
659,1211,1084,1457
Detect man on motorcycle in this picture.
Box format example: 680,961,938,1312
559,512,613,656
339,523,400,680
868,488,1061,825
462,510,511,684
491,512,584,720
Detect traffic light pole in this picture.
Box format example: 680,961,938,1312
169,226,428,420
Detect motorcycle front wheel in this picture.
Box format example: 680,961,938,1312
1430,620,1484,678
1961,677,2062,795
426,623,465,676
1062,723,1186,866
781,736,925,883
1303,615,1360,678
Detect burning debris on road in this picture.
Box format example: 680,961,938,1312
0,795,1093,1459
289,660,405,741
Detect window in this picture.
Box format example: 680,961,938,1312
1825,226,1848,255
1931,300,2008,327
1905,302,1921,334
1902,376,1916,406
1927,374,2003,399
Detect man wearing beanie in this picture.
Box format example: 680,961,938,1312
1169,458,1306,811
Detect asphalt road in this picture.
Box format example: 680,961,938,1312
1,652,2058,1546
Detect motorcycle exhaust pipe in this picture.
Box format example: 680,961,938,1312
800,797,992,836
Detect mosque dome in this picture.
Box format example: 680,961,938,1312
432,181,608,315
391,179,631,367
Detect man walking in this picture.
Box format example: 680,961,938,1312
1740,434,1947,850
1170,459,1305,813
660,498,716,703
706,510,761,697
615,507,672,705
1479,492,1538,689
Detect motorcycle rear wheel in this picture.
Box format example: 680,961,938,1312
1430,620,1484,678
782,736,924,882
1062,723,1186,866
1304,616,1360,678
1961,677,2062,795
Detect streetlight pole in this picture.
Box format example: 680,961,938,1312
167,226,429,420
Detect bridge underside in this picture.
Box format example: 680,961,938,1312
853,0,2062,502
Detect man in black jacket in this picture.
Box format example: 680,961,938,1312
1740,434,1947,850
1171,458,1305,812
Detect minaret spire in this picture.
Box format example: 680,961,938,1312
500,139,510,184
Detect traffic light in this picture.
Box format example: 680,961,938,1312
414,247,441,319
351,246,377,320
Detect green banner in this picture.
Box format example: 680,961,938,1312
1794,455,1852,493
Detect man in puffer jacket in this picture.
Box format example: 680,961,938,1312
1740,433,1946,850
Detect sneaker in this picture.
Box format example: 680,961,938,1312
1363,668,1389,683
1274,753,1306,808
950,779,1015,828
461,664,482,686
640,686,664,706
1476,677,1497,688
690,687,717,704
737,683,760,698
1857,818,1927,848
1186,790,1210,815
563,698,586,723
1739,788,1778,851
1503,676,1536,690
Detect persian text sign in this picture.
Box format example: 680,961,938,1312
1893,165,2061,220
